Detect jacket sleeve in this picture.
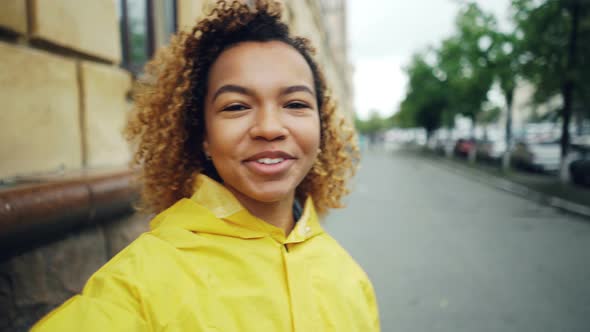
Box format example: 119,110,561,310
31,250,150,331
362,277,381,332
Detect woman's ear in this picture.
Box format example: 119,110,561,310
203,139,210,159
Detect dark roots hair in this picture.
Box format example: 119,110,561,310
125,0,358,216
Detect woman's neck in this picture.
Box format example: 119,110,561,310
226,187,296,235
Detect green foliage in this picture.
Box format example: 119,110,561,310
355,110,389,135
512,0,590,104
394,0,590,150
479,106,502,124
438,3,497,122
512,0,590,156
396,3,501,136
396,53,449,137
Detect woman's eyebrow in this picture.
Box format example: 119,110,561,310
212,84,252,102
281,85,315,96
212,84,315,102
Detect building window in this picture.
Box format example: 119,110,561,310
118,0,177,75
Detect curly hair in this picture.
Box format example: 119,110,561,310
125,0,358,216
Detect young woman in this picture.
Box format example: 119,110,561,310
33,1,380,331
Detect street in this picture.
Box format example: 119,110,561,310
324,150,590,332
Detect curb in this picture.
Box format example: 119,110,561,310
405,150,590,220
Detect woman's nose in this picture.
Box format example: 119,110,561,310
249,107,288,141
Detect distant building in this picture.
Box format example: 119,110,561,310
318,0,354,118
500,79,563,132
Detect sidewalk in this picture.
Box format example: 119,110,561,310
399,147,590,220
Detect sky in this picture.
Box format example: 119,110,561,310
348,0,512,120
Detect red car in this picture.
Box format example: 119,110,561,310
453,138,476,158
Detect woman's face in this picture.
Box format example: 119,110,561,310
203,41,321,204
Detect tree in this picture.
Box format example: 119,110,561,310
355,110,389,144
397,53,450,140
512,0,590,162
479,105,502,125
436,3,498,135
390,103,416,129
483,29,523,170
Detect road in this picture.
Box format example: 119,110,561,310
324,150,590,332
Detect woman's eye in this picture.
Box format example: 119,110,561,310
222,104,249,112
285,102,310,109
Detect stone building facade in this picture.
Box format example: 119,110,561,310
0,0,352,330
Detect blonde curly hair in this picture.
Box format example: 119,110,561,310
125,0,358,216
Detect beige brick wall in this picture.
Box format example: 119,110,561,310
0,0,27,34
177,0,206,31
288,1,325,54
30,0,121,63
0,0,350,179
0,213,150,330
81,62,132,168
177,0,257,32
286,1,352,117
0,42,81,179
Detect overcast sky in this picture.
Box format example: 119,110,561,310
348,0,513,120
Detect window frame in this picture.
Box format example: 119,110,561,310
119,0,178,75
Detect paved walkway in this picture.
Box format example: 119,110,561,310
325,150,590,332
408,147,590,218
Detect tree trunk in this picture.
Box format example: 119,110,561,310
575,101,584,136
559,0,580,182
561,84,574,158
468,115,477,164
470,115,477,139
426,128,433,143
502,89,514,172
445,126,453,158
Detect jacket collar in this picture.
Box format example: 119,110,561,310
150,174,323,244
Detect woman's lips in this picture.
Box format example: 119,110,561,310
243,150,296,176
243,158,295,176
243,150,295,161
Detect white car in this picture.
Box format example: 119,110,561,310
476,138,507,162
511,140,561,172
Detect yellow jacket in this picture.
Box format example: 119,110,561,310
33,175,380,331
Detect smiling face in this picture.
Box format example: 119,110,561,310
203,41,321,206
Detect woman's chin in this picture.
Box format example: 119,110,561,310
240,180,297,204
222,175,300,205
247,188,293,204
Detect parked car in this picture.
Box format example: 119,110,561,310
570,135,590,187
510,140,561,172
476,138,507,163
570,159,590,187
453,138,476,158
430,138,454,156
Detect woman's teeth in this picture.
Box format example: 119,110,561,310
256,158,284,165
